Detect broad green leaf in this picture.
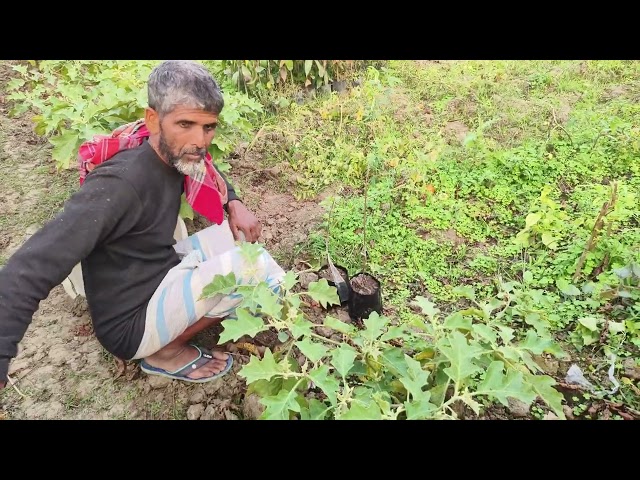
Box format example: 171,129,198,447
476,361,537,407
608,321,625,334
304,60,313,77
523,270,533,283
473,324,497,344
324,315,355,335
404,397,435,419
288,294,302,310
362,311,386,341
520,329,554,354
428,366,450,407
330,345,358,378
302,398,330,420
453,285,476,301
179,194,195,220
296,338,328,363
239,348,284,384
414,296,440,318
238,242,263,265
380,325,407,342
290,316,314,339
556,278,581,296
277,331,289,343
578,316,599,332
255,284,282,317
200,272,237,299
632,262,640,278
50,132,80,169
218,307,268,344
541,232,557,248
458,390,481,416
338,401,381,420
281,271,297,291
246,378,282,398
307,279,340,308
246,376,308,398
524,312,549,335
380,347,409,378
400,355,430,399
308,365,340,406
315,60,326,78
526,373,565,419
443,311,473,331
261,388,302,420
525,212,542,228
497,325,515,344
438,331,485,383
284,60,294,71
614,265,632,279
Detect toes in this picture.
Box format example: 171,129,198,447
212,350,229,361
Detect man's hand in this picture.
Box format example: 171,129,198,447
227,200,262,243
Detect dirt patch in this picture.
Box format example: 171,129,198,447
443,121,470,144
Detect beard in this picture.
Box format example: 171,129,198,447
158,129,207,178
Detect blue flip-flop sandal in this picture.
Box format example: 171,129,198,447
140,345,233,383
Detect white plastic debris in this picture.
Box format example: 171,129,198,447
565,364,595,390
604,352,620,395
564,353,620,396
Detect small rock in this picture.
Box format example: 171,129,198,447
298,272,318,290
78,342,99,354
242,394,265,420
563,405,575,420
277,217,288,224
267,218,275,226
187,403,205,420
224,411,240,421
189,387,206,405
288,207,294,212
200,404,217,420
623,358,640,380
264,231,273,241
316,327,333,338
148,375,173,389
335,309,352,324
48,345,71,367
109,404,126,419
507,398,530,418
543,412,559,420
202,378,224,396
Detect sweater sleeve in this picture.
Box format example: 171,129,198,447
0,171,141,383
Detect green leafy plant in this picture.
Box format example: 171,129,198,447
200,245,568,420
6,61,263,171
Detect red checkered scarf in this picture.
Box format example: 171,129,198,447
77,119,227,225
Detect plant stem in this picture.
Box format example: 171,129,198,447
310,332,343,346
362,161,370,273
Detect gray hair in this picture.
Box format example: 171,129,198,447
147,60,224,116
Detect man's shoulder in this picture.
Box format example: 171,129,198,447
86,142,152,185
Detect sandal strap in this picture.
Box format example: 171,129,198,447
170,346,215,376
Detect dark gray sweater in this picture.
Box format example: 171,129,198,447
0,141,239,382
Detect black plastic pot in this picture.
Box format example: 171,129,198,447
317,264,351,306
348,272,383,322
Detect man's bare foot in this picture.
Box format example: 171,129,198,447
144,345,229,380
